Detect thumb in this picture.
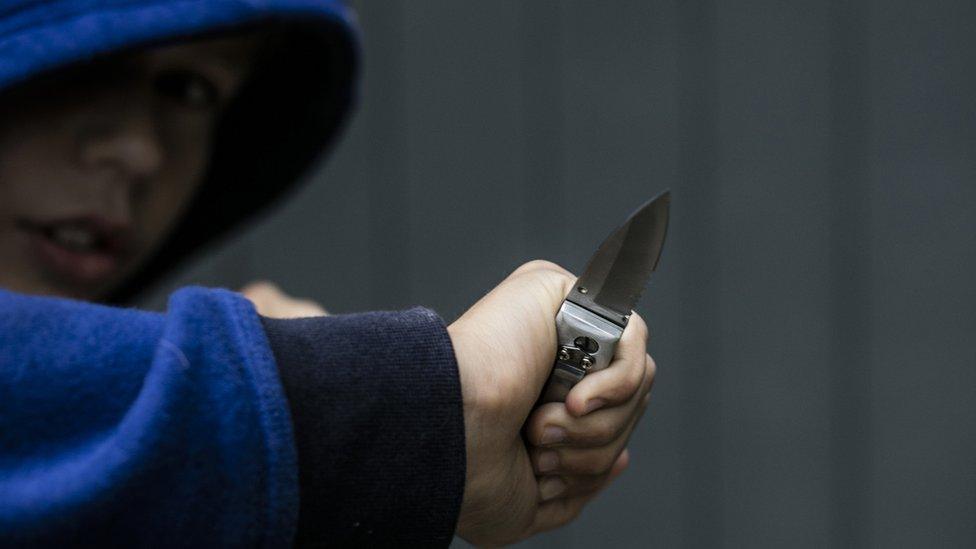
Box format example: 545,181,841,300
506,260,578,315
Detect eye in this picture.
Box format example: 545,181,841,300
153,69,220,110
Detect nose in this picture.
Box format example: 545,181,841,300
77,99,165,179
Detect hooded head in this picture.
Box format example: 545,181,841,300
0,0,359,302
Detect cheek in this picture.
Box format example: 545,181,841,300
135,115,214,248
0,120,78,295
0,115,80,218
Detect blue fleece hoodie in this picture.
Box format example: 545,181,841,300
0,1,466,546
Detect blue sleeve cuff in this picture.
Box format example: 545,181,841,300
0,287,298,546
261,307,466,547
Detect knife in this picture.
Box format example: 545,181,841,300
539,190,671,403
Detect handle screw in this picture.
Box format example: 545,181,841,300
580,356,594,370
578,286,588,294
558,348,570,361
574,336,599,353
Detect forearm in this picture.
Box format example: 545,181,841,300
0,287,297,546
262,307,466,547
0,288,469,547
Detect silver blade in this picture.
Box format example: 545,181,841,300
566,190,671,326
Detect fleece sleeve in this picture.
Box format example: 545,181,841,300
0,287,298,547
261,309,466,548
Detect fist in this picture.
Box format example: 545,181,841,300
449,260,656,545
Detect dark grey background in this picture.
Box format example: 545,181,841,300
145,1,976,547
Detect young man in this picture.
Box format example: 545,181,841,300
0,1,656,546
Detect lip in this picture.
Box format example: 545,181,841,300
17,216,132,285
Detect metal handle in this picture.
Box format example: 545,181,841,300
539,301,625,403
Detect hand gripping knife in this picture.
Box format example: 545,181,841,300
539,191,671,403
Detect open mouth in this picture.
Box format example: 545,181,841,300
16,217,131,284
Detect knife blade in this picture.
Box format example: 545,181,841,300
539,190,671,403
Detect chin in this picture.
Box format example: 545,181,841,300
0,267,113,302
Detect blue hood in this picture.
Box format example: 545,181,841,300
0,0,360,301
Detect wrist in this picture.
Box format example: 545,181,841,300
447,320,500,539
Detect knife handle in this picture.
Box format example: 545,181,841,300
540,301,625,403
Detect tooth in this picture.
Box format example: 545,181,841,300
52,226,96,250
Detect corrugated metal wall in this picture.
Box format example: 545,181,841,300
147,1,976,546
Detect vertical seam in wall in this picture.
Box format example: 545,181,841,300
828,0,872,546
521,1,568,264
676,0,724,546
363,0,410,309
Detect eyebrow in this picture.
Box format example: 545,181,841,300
165,46,253,79
210,49,256,71
196,43,263,82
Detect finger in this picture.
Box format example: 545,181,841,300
527,359,653,449
531,396,648,476
526,384,649,449
526,401,632,448
260,297,327,318
565,313,652,417
240,280,281,301
529,494,586,536
529,450,630,535
572,447,630,501
240,281,328,318
241,282,288,316
510,259,576,280
538,448,630,503
538,473,605,502
284,299,329,318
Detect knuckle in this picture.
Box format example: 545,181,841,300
629,313,649,342
512,260,576,301
515,259,560,275
596,453,620,475
577,454,615,475
527,405,561,444
582,462,606,476
526,420,545,447
567,501,585,523
554,500,584,528
257,280,280,292
552,513,574,530
645,354,657,382
588,417,618,445
514,259,574,283
627,359,646,394
242,281,273,296
606,361,645,403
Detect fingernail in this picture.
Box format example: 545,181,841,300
584,398,607,414
541,426,567,445
539,477,566,501
537,451,559,473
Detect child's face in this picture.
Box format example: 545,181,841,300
0,33,259,300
